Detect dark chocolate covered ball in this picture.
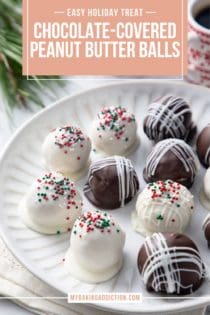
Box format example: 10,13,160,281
138,232,205,295
84,156,139,209
143,95,197,143
143,139,200,188
197,124,210,167
203,215,210,248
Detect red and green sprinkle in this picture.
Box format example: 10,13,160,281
147,180,194,222
97,106,135,141
73,211,120,238
52,126,87,157
36,173,79,212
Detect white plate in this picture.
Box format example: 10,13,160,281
0,80,210,314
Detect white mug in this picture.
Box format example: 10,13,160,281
187,0,210,87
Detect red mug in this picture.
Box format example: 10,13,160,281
187,0,210,87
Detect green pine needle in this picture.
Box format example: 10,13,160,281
0,0,62,110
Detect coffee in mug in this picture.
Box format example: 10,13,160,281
195,6,210,29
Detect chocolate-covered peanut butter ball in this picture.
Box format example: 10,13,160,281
203,215,210,248
138,233,205,295
143,139,200,188
84,156,139,209
197,124,210,168
143,95,196,143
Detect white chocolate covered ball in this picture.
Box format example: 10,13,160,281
42,126,91,179
132,180,194,236
64,210,125,283
91,106,138,155
20,172,83,234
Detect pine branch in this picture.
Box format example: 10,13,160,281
0,0,63,110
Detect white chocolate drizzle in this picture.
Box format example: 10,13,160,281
142,233,205,294
84,156,139,207
145,96,192,140
202,214,210,232
204,147,210,166
145,139,199,182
